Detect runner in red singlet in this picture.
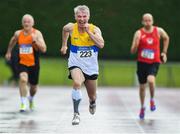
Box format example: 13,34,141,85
130,13,169,119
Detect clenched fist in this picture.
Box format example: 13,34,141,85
60,46,68,55
160,52,167,63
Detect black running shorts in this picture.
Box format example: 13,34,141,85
18,64,40,85
137,61,160,84
68,66,98,80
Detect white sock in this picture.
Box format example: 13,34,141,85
21,97,27,104
28,96,34,102
72,89,82,100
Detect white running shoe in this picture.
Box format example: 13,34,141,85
72,113,80,125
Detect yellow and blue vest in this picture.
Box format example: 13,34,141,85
68,23,99,75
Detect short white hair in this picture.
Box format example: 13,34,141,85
142,13,153,20
22,14,34,26
74,5,90,16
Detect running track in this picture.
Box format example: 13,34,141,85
0,86,180,134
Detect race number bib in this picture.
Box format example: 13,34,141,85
141,49,154,59
77,47,93,58
19,45,33,54
77,50,93,58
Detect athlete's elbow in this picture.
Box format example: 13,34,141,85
165,36,170,43
41,47,47,53
98,41,104,49
63,25,69,32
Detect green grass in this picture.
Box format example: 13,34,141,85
39,58,72,85
0,59,11,84
98,61,136,86
157,64,180,87
0,58,180,87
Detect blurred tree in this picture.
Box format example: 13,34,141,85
0,0,179,61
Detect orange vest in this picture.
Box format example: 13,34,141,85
18,29,36,66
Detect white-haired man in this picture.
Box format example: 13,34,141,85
5,14,47,112
60,5,104,125
131,13,169,119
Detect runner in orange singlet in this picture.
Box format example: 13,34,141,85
130,13,169,119
5,14,47,112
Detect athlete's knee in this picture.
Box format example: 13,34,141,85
19,73,28,83
73,80,82,89
139,84,145,91
30,85,37,91
147,75,155,84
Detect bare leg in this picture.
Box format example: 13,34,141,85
71,68,85,89
19,72,28,97
147,75,156,111
84,80,97,114
147,75,155,99
139,83,146,119
29,84,38,97
28,84,38,110
70,68,85,125
139,84,146,108
84,80,97,102
19,72,28,111
70,68,85,114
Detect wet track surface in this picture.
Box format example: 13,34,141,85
0,86,180,134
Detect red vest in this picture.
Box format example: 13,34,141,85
138,27,161,63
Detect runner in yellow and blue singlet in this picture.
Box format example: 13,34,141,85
60,5,104,125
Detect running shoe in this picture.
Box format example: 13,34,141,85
29,100,35,110
139,107,145,119
150,100,156,111
20,103,26,112
89,102,96,115
72,113,80,125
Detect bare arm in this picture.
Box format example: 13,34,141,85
60,23,74,55
85,26,104,49
5,31,20,60
158,27,169,54
158,27,170,63
32,30,47,53
130,30,141,54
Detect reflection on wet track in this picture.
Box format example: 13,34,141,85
0,87,180,134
